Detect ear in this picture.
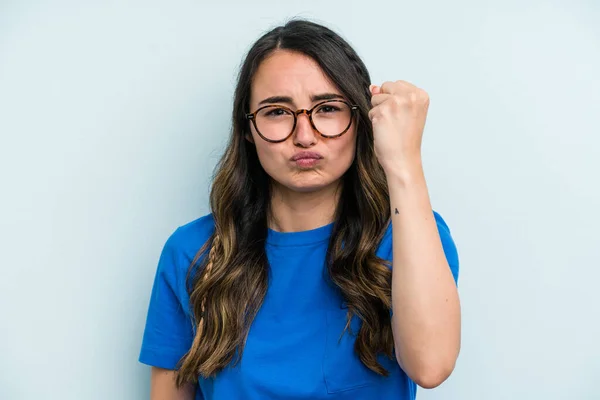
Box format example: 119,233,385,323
245,132,255,144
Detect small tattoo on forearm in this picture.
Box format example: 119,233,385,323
394,208,399,215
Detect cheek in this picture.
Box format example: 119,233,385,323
331,132,357,167
253,139,281,174
248,125,272,165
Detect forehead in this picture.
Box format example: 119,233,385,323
250,50,339,106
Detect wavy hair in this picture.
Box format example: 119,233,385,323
176,19,393,386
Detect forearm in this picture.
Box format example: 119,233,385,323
386,161,461,388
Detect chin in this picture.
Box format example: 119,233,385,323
277,178,322,193
290,183,326,193
279,175,341,194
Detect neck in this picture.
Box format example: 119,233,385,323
268,180,342,233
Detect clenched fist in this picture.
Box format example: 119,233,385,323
368,80,430,175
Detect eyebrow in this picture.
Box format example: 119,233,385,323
258,92,344,106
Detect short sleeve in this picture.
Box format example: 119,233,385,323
434,211,459,284
376,210,460,285
139,229,195,369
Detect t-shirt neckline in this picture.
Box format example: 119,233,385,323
266,222,334,246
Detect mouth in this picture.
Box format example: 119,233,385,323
291,151,323,161
291,151,323,168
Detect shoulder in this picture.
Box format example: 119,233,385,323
165,213,216,259
139,215,215,368
157,213,216,289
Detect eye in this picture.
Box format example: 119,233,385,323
317,104,341,113
264,107,288,117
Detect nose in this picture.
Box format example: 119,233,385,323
292,110,317,147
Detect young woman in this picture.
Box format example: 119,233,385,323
139,19,461,400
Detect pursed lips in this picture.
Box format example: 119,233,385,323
290,151,323,161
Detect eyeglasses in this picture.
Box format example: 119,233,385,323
246,100,359,143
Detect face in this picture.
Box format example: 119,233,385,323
247,50,357,193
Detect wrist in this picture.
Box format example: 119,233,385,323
382,157,425,184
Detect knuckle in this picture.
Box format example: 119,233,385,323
409,91,419,103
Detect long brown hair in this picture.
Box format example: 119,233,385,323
176,19,393,386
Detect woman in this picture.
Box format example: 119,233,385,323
139,19,461,400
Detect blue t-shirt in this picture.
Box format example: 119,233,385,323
139,212,459,399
